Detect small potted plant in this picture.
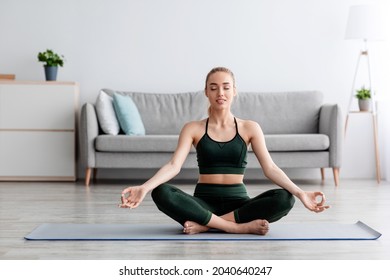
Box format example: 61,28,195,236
37,49,65,81
355,86,371,111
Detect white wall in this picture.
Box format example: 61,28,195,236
1,0,389,181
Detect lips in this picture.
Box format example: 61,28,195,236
216,99,226,104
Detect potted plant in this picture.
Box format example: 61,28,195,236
355,86,371,111
37,49,65,81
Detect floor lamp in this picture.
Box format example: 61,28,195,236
344,4,384,183
345,4,383,113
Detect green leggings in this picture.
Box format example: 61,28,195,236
151,183,295,226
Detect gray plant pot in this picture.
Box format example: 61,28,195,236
44,66,58,81
358,99,371,111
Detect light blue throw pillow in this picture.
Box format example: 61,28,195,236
113,93,145,135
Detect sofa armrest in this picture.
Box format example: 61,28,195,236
79,103,99,168
319,104,343,167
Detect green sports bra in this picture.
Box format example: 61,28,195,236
196,118,248,175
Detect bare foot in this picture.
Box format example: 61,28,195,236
183,219,269,235
183,221,209,234
238,219,269,235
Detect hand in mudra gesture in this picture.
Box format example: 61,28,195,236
118,186,147,209
299,191,330,213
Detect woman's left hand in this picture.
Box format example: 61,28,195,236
299,191,330,213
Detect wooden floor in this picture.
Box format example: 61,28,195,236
0,179,389,260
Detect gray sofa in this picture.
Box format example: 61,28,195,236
79,89,342,186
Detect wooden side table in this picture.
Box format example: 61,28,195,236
344,111,381,183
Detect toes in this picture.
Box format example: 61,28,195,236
259,220,269,235
183,222,192,234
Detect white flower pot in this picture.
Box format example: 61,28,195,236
358,99,371,111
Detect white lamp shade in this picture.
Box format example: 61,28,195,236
345,5,384,41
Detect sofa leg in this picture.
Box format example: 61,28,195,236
320,168,325,181
333,168,340,187
85,168,92,187
93,168,98,183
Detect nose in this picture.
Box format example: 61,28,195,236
217,87,225,96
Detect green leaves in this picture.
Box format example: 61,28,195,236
355,86,371,100
37,49,65,67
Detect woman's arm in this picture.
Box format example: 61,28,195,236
141,122,195,192
119,122,196,208
247,121,329,212
248,121,303,196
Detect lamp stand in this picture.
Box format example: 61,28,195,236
344,43,381,183
346,42,375,114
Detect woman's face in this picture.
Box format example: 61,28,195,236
205,71,236,111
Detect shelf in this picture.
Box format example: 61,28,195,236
348,111,376,114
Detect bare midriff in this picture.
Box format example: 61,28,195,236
198,174,244,185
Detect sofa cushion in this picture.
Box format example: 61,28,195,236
113,93,146,135
102,90,323,135
95,135,196,153
102,89,208,135
264,134,329,152
232,91,323,134
95,90,120,135
95,134,328,153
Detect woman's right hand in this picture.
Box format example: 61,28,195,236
118,186,147,209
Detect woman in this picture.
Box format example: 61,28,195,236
119,67,330,235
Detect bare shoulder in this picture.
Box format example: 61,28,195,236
236,118,268,153
182,119,205,132
237,118,262,133
235,118,263,144
180,119,206,138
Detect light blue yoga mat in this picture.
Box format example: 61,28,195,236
24,221,381,241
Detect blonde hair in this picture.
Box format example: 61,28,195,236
205,66,236,90
204,67,236,116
